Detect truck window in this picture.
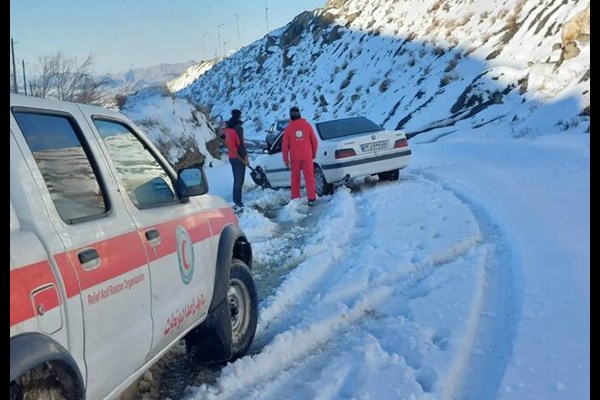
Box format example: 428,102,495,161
93,119,177,209
12,111,109,224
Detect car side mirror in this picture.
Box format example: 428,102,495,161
176,166,208,200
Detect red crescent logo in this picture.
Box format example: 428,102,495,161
181,239,191,270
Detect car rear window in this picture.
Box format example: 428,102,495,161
315,117,384,140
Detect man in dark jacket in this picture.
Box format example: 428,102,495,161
224,109,248,211
282,106,318,206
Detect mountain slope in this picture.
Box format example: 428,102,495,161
174,0,589,140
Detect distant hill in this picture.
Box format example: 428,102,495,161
103,61,197,89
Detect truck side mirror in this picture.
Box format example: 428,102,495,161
176,166,208,199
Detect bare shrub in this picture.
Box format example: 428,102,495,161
428,0,442,12
459,13,474,26
433,46,445,57
465,46,477,57
27,51,109,105
439,72,459,87
444,58,458,72
379,78,391,93
510,126,533,138
426,18,441,35
556,118,580,131
340,70,355,90
136,116,160,129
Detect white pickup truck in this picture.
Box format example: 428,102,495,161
10,94,258,399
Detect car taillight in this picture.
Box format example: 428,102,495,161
335,148,357,159
394,138,408,148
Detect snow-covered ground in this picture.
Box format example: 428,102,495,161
186,117,589,399
112,1,588,398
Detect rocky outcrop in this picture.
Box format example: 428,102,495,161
561,3,590,45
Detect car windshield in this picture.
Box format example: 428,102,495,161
276,120,289,132
315,117,384,140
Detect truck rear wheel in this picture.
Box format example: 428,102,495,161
12,364,74,400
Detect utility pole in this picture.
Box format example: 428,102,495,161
21,60,27,96
202,33,209,60
11,37,18,94
217,23,224,59
235,14,242,49
264,0,270,34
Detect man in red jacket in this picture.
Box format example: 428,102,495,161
223,109,249,211
282,106,318,206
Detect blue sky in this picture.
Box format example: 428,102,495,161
10,0,325,74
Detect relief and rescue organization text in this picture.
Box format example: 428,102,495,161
164,295,206,336
87,272,146,305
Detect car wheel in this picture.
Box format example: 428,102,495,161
229,258,258,359
314,165,333,196
378,169,399,181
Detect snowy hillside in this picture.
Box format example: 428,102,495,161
167,60,219,92
119,87,223,169
173,0,589,141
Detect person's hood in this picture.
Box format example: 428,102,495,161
227,118,242,128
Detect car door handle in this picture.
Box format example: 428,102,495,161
77,248,100,270
145,229,161,246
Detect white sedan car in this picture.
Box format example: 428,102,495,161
251,116,412,196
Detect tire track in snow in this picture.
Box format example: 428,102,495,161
416,171,524,400
187,176,488,400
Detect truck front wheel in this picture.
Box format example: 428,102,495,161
229,258,258,359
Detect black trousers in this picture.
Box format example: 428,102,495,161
229,158,246,205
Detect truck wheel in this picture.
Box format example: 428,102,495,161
229,258,258,359
12,367,71,400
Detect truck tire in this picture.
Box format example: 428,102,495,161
229,258,258,359
12,365,72,400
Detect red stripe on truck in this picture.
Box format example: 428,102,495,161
10,261,58,326
67,231,149,291
10,207,237,328
54,253,81,298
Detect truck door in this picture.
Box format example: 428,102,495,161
86,115,216,360
11,105,153,400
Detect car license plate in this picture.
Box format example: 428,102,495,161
361,140,388,152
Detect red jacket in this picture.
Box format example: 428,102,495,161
225,127,242,159
282,118,318,164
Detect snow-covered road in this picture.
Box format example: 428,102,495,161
182,170,513,400
130,129,588,400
